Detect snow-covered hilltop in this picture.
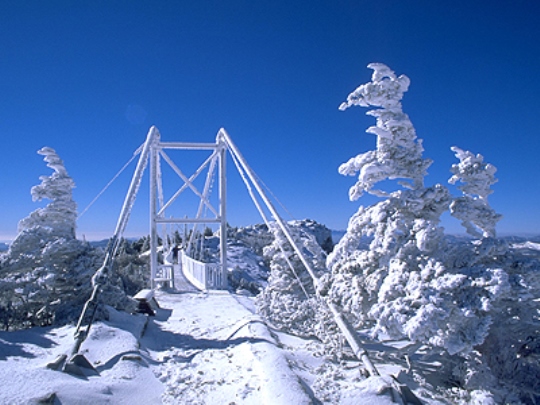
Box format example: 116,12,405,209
1,64,539,404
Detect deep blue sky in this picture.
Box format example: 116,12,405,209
1,1,539,240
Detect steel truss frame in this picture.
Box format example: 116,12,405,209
148,129,228,289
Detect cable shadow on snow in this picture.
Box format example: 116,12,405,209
141,324,272,353
140,311,273,361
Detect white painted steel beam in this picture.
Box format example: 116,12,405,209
149,131,160,289
158,142,218,150
218,137,228,289
159,150,220,217
146,130,228,290
155,217,222,224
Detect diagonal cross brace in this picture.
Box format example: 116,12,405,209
157,149,220,218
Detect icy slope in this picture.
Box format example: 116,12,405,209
0,291,315,404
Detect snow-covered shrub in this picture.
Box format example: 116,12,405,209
111,237,151,296
475,244,540,403
0,236,104,330
256,222,332,340
327,63,509,357
227,220,333,295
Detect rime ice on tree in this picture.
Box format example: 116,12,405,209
338,63,432,199
448,146,502,238
256,221,332,341
327,63,509,356
17,147,77,239
1,147,136,330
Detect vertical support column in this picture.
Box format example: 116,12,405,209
149,143,159,289
218,141,228,289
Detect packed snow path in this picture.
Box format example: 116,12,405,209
0,291,314,404
143,290,312,404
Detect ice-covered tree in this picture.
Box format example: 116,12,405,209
448,146,502,238
443,148,539,401
327,63,508,356
0,148,135,330
327,63,449,320
17,147,77,240
256,222,333,341
338,62,432,199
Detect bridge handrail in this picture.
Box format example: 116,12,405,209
180,251,224,290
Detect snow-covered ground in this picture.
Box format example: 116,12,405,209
1,230,539,404
0,287,454,404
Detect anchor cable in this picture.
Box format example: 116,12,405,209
78,145,143,219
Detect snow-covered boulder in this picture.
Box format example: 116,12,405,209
228,223,274,256
289,219,334,254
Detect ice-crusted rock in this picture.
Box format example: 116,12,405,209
289,219,334,254
227,240,269,295
227,224,273,256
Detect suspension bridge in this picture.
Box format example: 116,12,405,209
48,126,418,404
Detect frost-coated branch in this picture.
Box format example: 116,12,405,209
449,146,498,202
339,63,431,199
449,146,501,238
17,147,77,239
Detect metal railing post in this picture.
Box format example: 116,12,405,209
149,131,160,288
218,138,228,289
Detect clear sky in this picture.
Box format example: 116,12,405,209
1,1,540,241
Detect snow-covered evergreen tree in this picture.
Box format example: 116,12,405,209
256,222,333,341
338,62,432,199
17,147,77,239
448,146,502,238
327,63,508,356
0,148,135,330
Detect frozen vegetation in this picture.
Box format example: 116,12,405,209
0,148,135,330
0,64,539,404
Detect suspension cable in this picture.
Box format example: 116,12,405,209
229,149,310,298
77,146,142,219
253,170,296,222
